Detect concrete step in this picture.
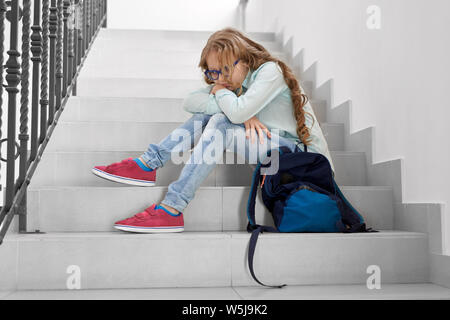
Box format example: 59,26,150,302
96,29,277,42
90,34,281,53
45,120,344,152
60,96,327,127
3,283,450,300
76,78,314,100
0,230,428,289
80,51,288,79
29,150,366,188
25,186,394,232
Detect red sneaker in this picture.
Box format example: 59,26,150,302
114,204,184,233
92,157,156,186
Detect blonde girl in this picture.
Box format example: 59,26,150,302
92,27,335,233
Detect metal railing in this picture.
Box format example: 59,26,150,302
0,0,107,245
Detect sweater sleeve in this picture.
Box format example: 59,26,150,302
213,62,287,124
182,85,223,115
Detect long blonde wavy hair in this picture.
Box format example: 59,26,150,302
199,27,314,146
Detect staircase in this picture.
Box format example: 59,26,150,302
0,29,446,296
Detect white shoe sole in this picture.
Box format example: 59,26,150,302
114,225,184,233
92,167,155,187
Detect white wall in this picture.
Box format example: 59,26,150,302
246,0,450,253
107,0,241,30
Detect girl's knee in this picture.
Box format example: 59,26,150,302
191,113,212,123
209,113,229,123
205,113,232,130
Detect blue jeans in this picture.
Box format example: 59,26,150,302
140,113,304,212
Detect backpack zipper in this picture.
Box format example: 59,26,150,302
294,185,319,193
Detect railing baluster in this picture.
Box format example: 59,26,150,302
48,0,57,125
84,0,89,49
0,0,21,234
29,0,42,163
17,0,32,231
55,0,63,110
94,0,97,30
39,0,49,144
81,0,86,58
77,0,83,66
102,0,106,28
67,1,73,92
0,0,6,195
72,0,78,77
62,0,69,97
89,0,93,41
0,0,107,244
98,0,101,29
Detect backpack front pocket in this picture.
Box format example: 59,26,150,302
278,187,342,233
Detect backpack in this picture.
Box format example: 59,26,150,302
246,145,377,288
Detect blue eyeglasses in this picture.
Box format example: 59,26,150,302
204,59,240,81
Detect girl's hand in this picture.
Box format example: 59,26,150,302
244,116,272,144
210,84,227,95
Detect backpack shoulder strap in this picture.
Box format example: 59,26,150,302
248,225,286,288
246,163,262,230
246,159,286,288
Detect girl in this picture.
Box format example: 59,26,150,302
92,27,335,233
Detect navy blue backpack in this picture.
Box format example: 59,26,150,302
246,145,377,288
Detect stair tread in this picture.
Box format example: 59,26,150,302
69,96,325,102
41,149,364,155
4,230,426,241
2,283,450,300
28,185,392,191
98,28,275,36
57,119,341,125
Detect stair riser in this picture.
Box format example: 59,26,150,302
45,121,344,152
26,186,394,232
30,151,248,188
96,29,276,42
1,232,428,290
81,65,206,80
61,97,192,123
81,51,288,78
77,78,203,99
30,150,366,188
90,38,282,53
61,97,327,126
12,234,232,289
76,78,314,100
231,234,429,286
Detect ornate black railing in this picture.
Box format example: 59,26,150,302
0,0,107,244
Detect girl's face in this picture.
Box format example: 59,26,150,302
206,50,249,91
